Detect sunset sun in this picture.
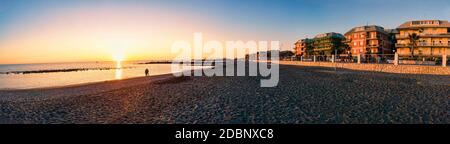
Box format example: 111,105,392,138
111,43,127,62
112,51,125,62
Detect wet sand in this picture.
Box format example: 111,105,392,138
0,65,449,124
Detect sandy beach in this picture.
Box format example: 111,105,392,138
0,64,449,124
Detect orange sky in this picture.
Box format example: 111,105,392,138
0,5,225,64
1,0,448,64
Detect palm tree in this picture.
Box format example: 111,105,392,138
408,33,420,58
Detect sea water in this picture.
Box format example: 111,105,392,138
0,61,206,89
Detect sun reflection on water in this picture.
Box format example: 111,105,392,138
115,61,122,79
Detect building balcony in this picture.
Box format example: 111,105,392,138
312,47,332,51
367,44,379,47
396,33,450,39
366,37,380,40
343,39,352,43
395,44,407,47
366,35,381,40
396,43,450,47
417,43,450,47
395,34,407,39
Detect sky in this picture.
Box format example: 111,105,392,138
0,0,449,64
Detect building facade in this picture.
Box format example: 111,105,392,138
311,32,345,55
344,25,394,55
395,20,450,57
294,38,313,56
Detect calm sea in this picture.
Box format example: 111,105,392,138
0,61,205,90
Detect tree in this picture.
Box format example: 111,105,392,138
408,33,420,58
342,39,352,54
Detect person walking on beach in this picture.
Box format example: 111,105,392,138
145,68,149,76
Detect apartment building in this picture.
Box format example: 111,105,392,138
395,20,450,57
310,32,345,55
344,25,394,55
294,38,313,56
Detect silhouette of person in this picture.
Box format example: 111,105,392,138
145,68,149,76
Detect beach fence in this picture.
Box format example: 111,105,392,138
359,54,395,64
296,54,395,64
297,55,333,62
293,53,449,67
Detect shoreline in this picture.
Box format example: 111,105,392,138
0,73,175,92
0,73,187,102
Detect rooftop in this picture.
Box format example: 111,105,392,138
344,25,387,35
397,20,450,29
314,32,344,39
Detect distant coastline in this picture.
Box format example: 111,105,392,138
0,67,135,75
